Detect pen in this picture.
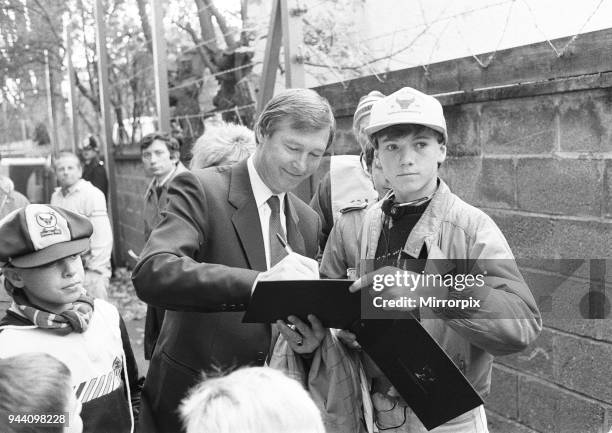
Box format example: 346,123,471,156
275,233,293,255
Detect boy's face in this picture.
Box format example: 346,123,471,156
5,255,85,313
375,128,446,203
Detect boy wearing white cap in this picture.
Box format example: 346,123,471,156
0,205,140,433
309,91,382,249
347,87,542,432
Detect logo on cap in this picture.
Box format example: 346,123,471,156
396,93,417,110
36,211,62,238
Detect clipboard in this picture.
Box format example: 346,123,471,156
243,280,484,430
352,318,484,430
242,279,361,329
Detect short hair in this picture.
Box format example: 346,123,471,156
180,367,325,433
190,122,256,170
254,88,335,149
139,132,181,155
371,124,445,149
0,353,72,433
53,151,81,169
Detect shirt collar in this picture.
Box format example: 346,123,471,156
59,179,85,196
247,155,286,209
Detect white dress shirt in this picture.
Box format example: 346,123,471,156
247,156,287,270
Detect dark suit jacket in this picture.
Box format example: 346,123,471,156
132,160,320,433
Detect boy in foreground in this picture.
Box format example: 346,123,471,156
346,87,542,432
0,204,140,433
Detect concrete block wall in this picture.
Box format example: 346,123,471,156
374,86,611,432
441,87,612,433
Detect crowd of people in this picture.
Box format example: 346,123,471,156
0,87,542,433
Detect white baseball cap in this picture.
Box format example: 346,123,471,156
365,87,447,143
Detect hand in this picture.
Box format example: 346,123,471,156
349,266,421,312
335,329,361,350
276,314,325,354
258,252,319,282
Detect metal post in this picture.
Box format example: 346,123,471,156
64,14,79,153
279,0,305,88
44,49,59,153
150,0,170,132
257,0,282,112
94,0,122,265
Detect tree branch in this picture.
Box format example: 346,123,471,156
202,0,237,50
174,20,218,73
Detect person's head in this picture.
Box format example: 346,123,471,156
180,367,325,433
366,87,447,203
54,153,82,189
0,353,83,433
253,88,335,194
0,204,92,314
190,122,256,170
139,133,181,181
80,136,99,164
353,90,385,153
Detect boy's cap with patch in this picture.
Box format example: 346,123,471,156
365,87,448,142
0,204,92,268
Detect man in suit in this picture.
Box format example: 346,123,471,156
132,88,335,433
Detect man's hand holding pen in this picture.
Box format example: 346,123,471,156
257,233,325,353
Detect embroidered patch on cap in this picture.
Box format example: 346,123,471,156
25,204,71,250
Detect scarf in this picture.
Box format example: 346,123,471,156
8,284,95,335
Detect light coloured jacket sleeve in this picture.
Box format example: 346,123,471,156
431,214,543,356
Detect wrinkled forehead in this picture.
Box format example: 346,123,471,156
270,121,328,151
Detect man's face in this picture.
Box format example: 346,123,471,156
81,148,97,163
253,119,329,194
55,156,82,189
375,128,446,203
142,139,176,180
5,255,85,314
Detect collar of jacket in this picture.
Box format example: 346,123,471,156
362,178,453,260
144,162,189,200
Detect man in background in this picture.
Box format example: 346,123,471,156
140,132,188,360
50,152,112,300
81,135,109,199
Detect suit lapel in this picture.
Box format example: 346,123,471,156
229,161,267,272
285,194,306,256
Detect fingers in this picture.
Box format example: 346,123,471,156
349,276,364,293
276,319,303,345
336,329,361,349
306,314,325,339
260,253,319,281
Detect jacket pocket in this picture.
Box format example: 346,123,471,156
160,349,200,378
